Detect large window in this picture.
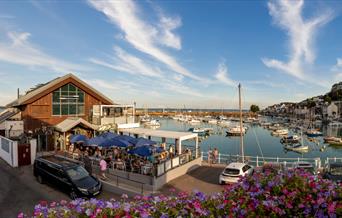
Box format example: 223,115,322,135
52,84,85,116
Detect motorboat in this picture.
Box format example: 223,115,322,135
328,121,342,127
280,135,300,144
226,126,246,136
271,129,288,136
218,120,231,127
188,127,206,133
208,119,218,124
144,119,160,127
284,143,309,152
306,129,323,137
188,119,201,124
324,136,342,146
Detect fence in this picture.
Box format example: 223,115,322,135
200,152,334,169
0,135,18,167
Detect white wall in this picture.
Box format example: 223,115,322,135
0,136,18,167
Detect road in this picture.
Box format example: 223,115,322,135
0,159,119,218
0,158,224,217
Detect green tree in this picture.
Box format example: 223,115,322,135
324,95,332,104
250,104,260,113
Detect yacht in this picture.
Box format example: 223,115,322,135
271,129,288,136
306,129,323,137
226,126,246,136
188,119,201,124
144,119,160,127
208,119,218,124
324,136,342,146
280,135,300,144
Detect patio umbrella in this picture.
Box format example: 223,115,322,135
70,134,88,144
99,132,118,139
86,136,106,146
134,137,157,147
115,135,136,143
98,137,132,148
128,146,152,157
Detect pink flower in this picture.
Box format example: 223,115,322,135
328,202,336,214
17,212,24,218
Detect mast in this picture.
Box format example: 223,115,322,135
239,83,245,162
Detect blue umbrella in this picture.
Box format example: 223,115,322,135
115,135,136,143
99,137,132,148
70,134,88,144
134,137,157,147
87,136,106,146
129,146,153,157
99,132,118,139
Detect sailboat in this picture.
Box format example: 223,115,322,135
284,130,309,152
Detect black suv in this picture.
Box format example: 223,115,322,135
323,163,342,184
33,155,102,199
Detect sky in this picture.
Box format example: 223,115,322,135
0,0,342,109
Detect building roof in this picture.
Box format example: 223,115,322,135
55,117,98,132
119,128,198,141
0,108,19,124
7,73,114,107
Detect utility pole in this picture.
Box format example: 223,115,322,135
239,83,244,162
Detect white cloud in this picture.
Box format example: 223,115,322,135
338,58,342,67
0,31,85,74
89,46,162,78
158,15,182,50
263,0,333,80
214,61,236,86
88,0,201,80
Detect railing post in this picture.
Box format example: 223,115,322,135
201,152,203,161
276,157,279,163
117,176,119,187
218,153,221,164
284,161,286,168
335,157,337,162
256,156,259,167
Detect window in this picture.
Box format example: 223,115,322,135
52,83,85,116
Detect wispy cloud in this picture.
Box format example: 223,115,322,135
88,0,201,81
0,15,15,19
262,0,333,80
214,61,236,86
0,31,85,74
89,46,162,78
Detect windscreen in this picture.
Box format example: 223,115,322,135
66,166,89,181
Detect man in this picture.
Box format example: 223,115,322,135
83,152,92,175
213,148,219,164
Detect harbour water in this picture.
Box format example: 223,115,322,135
150,118,342,161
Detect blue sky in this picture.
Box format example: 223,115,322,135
0,0,342,109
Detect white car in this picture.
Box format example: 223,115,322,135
219,162,254,184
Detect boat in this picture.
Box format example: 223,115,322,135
208,119,218,124
284,143,309,152
284,131,309,152
271,129,288,136
324,136,342,146
188,119,201,124
140,115,151,123
280,135,300,144
226,126,246,136
188,127,206,133
218,120,231,127
144,119,160,127
306,129,323,137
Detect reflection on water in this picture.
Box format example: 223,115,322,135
154,118,342,160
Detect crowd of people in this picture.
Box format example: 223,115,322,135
69,142,195,178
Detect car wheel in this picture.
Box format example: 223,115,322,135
37,175,44,184
70,191,78,200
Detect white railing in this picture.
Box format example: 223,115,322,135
200,152,341,169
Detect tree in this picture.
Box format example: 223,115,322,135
250,104,260,113
324,95,332,104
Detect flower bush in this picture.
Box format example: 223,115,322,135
19,169,342,218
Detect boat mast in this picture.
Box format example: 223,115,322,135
239,83,244,162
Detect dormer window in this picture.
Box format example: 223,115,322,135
52,84,85,116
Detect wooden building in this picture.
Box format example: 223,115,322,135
4,74,114,151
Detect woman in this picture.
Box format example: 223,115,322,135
99,157,107,180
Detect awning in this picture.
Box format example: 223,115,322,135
55,118,98,133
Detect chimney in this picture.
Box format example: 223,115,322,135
17,88,20,99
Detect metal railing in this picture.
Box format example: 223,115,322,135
200,152,339,169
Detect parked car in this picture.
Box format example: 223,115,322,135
323,162,342,183
219,162,254,184
33,155,102,199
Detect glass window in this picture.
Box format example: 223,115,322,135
61,105,69,115
52,83,85,116
69,104,77,115
53,105,60,115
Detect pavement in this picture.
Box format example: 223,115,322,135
0,159,120,218
0,158,224,217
